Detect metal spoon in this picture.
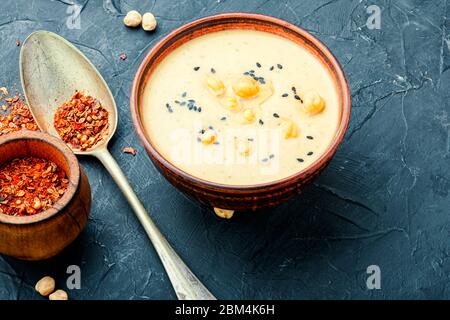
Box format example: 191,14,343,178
19,30,215,300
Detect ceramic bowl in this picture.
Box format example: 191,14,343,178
130,13,350,211
0,130,91,260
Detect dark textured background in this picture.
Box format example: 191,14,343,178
0,0,449,300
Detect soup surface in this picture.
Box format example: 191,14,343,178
142,29,340,185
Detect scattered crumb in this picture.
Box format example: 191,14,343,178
123,146,137,156
119,53,127,61
15,39,20,47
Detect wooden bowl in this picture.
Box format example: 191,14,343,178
0,130,91,260
130,13,351,211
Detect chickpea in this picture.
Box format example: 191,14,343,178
205,75,225,96
302,91,325,115
142,12,157,31
220,96,240,111
281,119,299,139
35,276,55,297
232,76,260,98
213,208,234,219
123,10,142,28
49,289,69,301
200,129,216,145
242,108,256,123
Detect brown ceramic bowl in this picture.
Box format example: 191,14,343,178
0,130,91,260
130,13,351,211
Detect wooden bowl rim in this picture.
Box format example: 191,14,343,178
0,130,80,225
130,12,351,191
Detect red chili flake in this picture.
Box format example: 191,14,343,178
53,91,109,151
119,53,127,61
123,147,137,156
0,91,39,136
0,157,68,216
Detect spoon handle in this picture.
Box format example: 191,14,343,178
95,148,216,300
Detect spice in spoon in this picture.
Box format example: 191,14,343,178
53,91,109,151
0,157,68,216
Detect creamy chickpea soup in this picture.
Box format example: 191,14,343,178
142,29,340,185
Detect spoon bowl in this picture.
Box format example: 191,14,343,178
20,31,117,155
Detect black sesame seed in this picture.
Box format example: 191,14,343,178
200,129,205,134
198,107,202,112
282,93,288,97
194,66,200,71
188,99,195,103
193,106,197,111
277,64,283,69
197,137,201,142
220,116,227,121
294,95,303,103
273,113,280,118
262,158,269,162
188,106,193,110
211,68,216,74
259,119,264,125
256,62,261,68
249,70,255,74
180,101,186,106
307,151,314,156
306,135,314,140
174,100,180,104
182,92,187,97
269,154,275,159
248,138,254,141
291,86,297,93
270,66,274,71
243,71,250,75
297,158,304,163
209,125,214,130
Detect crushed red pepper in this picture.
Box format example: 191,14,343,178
0,91,39,135
0,157,68,216
53,91,109,151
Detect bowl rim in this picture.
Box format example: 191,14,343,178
130,12,351,191
0,130,80,225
